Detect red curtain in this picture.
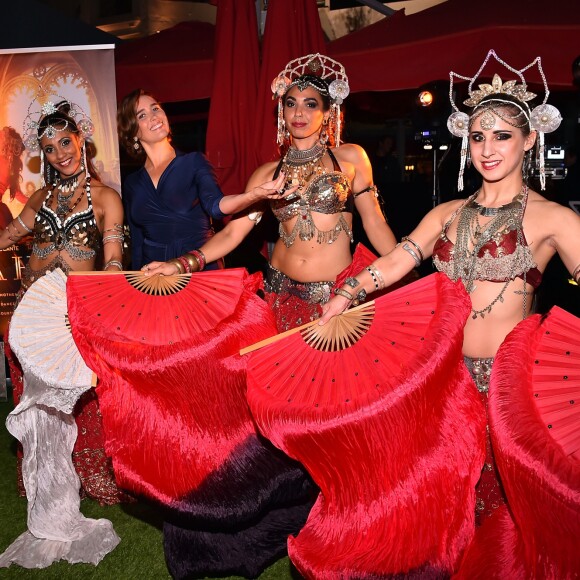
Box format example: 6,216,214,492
205,0,260,195
254,0,327,166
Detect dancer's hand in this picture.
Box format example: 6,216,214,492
319,295,351,325
249,172,298,202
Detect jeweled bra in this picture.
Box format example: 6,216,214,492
33,179,101,261
271,147,354,248
432,186,538,319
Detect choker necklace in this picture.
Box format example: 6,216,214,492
282,143,326,189
56,170,85,194
470,190,523,217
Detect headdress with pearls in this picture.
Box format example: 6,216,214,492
271,53,350,147
447,50,562,191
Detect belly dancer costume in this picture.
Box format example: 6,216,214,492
432,185,541,527
266,145,374,332
6,179,123,506
66,268,315,579
246,273,486,578
123,151,226,270
457,307,580,578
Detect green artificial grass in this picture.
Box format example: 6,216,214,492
0,397,295,579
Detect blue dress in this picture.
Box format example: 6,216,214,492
123,151,226,269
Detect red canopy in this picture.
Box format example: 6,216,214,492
114,21,215,102
328,0,580,93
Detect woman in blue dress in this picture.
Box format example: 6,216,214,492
117,89,293,269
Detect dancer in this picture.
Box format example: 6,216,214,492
0,94,123,568
320,50,580,576
144,53,396,331
117,88,294,270
73,54,396,579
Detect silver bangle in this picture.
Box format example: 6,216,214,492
17,215,33,233
401,242,421,268
104,260,123,271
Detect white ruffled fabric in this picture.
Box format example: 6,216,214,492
0,269,119,569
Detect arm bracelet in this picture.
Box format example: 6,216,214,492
188,249,206,271
167,258,185,274
104,260,123,271
401,235,425,263
573,263,580,283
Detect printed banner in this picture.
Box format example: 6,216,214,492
0,45,119,342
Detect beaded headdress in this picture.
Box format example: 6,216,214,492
271,53,350,147
22,87,94,153
22,87,95,187
447,50,562,191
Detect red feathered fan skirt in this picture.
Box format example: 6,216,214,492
456,307,580,579
247,274,487,578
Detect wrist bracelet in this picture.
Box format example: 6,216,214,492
334,287,354,301
344,277,360,289
168,258,185,274
104,260,123,271
188,249,206,271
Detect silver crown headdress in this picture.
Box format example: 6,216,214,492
22,87,95,187
271,53,350,147
22,87,95,153
447,50,562,191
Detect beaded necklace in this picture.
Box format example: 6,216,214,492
280,142,326,190
46,176,89,220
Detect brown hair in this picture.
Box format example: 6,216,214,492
117,88,159,160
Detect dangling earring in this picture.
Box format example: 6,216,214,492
466,148,471,169
457,136,468,192
133,136,140,151
81,144,88,173
319,118,329,146
40,149,46,188
522,149,532,182
276,98,286,146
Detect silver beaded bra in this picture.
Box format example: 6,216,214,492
32,187,101,261
271,149,354,247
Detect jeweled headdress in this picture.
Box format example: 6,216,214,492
271,53,350,147
447,50,562,191
22,87,94,153
22,86,95,187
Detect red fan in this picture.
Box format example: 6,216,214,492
243,273,468,412
244,274,483,578
67,269,249,346
530,307,580,460
474,307,580,578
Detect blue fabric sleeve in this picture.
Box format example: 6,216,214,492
192,154,227,220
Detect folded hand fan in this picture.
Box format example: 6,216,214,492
67,268,249,345
530,307,580,460
8,268,93,392
242,273,466,411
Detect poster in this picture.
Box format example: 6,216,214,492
0,44,119,398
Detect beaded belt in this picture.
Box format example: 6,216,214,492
463,356,495,394
265,264,333,305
